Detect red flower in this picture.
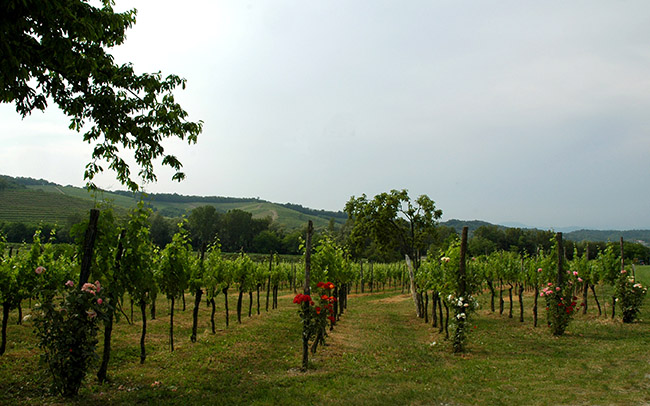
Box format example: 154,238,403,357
565,308,571,314
327,283,335,290
310,300,315,306
294,294,312,304
316,307,321,314
317,282,325,288
571,302,577,307
321,295,329,301
327,316,336,324
558,303,564,307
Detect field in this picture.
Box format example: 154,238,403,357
0,267,648,405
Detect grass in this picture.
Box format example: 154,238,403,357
1,268,649,405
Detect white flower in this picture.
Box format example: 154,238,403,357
447,294,453,302
429,341,437,346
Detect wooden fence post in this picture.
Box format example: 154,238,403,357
79,208,100,286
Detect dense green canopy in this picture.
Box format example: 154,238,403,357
0,0,202,190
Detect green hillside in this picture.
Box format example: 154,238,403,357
1,175,345,230
0,188,95,224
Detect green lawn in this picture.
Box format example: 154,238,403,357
1,270,649,405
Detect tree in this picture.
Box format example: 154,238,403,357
345,189,442,271
1,0,203,190
345,190,442,316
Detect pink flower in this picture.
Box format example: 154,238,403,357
97,298,103,305
537,268,543,273
65,280,74,287
621,270,627,274
35,266,45,275
94,280,101,292
547,282,553,286
573,271,578,276
555,287,561,291
540,292,545,297
86,309,97,318
578,277,583,282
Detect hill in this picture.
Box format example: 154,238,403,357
0,175,347,231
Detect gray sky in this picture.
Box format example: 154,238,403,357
2,0,650,230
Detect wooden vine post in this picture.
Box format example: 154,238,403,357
79,208,100,286
301,220,313,372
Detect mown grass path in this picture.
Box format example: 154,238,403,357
1,284,649,405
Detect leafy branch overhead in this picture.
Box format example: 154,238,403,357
0,0,203,191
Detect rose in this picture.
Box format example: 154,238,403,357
35,266,45,275
65,280,74,287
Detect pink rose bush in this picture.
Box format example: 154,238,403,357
33,279,108,397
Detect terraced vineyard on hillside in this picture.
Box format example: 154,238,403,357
0,189,95,224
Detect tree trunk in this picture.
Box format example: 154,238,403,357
248,291,253,317
508,283,514,318
223,287,229,327
533,286,539,327
424,291,429,324
499,279,504,315
169,297,175,352
590,284,601,316
487,280,495,312
432,292,438,328
97,228,125,383
182,291,186,311
237,290,243,323
256,285,261,315
265,275,271,312
0,303,10,355
518,283,524,322
405,255,422,318
140,302,147,364
443,301,449,340
97,307,113,382
611,296,616,320
438,296,444,334
210,298,216,334
190,288,203,343
16,303,21,325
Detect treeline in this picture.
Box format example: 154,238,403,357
0,206,305,255
110,190,262,205
278,202,347,221
347,222,650,265
0,175,57,190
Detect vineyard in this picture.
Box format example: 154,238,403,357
0,203,648,405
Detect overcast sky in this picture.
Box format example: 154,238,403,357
2,1,650,230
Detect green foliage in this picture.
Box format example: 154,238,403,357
615,271,648,323
32,280,107,397
1,0,203,190
345,189,442,266
122,204,156,305
156,223,191,300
